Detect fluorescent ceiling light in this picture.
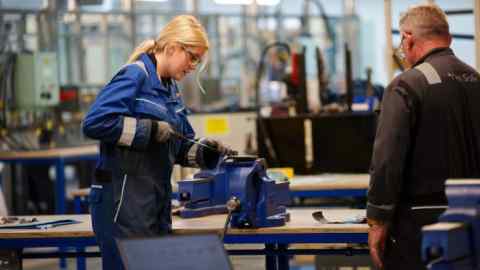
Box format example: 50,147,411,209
214,0,279,5
214,0,254,5
256,0,280,5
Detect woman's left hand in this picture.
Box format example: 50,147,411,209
204,138,237,156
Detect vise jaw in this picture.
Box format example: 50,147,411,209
422,179,480,270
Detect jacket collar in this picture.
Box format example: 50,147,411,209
139,53,172,93
412,47,453,68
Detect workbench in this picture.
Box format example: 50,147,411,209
0,145,99,214
69,173,371,215
289,174,369,199
0,208,368,270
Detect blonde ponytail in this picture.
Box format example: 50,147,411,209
126,39,157,64
126,15,209,65
125,15,209,93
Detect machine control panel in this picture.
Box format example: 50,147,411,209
15,52,60,108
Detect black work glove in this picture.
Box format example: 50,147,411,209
202,138,237,156
195,138,237,169
153,121,174,143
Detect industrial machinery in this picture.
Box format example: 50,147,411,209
177,156,290,228
422,179,480,270
15,52,59,108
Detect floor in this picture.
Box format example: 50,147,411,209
22,250,375,270
23,255,318,270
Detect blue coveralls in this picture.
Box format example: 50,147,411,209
83,53,195,269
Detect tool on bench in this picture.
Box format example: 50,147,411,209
0,218,80,229
312,211,366,224
177,155,290,231
422,179,480,270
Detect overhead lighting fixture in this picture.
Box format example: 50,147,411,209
214,0,279,5
213,0,254,5
256,0,280,6
136,0,168,2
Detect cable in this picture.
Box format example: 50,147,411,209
0,22,15,129
274,0,334,44
307,0,335,44
254,42,291,163
254,42,291,111
0,53,15,130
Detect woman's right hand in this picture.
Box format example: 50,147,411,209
155,121,175,143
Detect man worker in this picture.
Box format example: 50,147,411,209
367,3,480,270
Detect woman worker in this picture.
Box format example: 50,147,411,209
83,15,234,269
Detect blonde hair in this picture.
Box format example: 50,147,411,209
127,15,209,64
399,3,450,40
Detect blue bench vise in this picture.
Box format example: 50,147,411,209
177,156,290,228
422,179,480,270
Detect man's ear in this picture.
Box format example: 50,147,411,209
405,32,414,50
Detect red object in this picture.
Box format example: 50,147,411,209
290,53,300,87
60,88,78,102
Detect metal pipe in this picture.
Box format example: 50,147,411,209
444,9,473,15
475,0,480,71
384,0,394,81
101,14,110,79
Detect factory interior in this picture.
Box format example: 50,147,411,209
0,0,479,269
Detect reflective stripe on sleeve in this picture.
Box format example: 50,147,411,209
411,205,448,210
118,116,137,146
367,201,395,211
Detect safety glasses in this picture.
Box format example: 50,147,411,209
182,45,202,66
394,34,406,61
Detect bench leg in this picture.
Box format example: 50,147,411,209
265,244,277,270
76,246,86,270
277,244,289,270
0,249,22,270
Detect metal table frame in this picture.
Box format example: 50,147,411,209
0,232,368,270
0,147,98,270
0,147,98,214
